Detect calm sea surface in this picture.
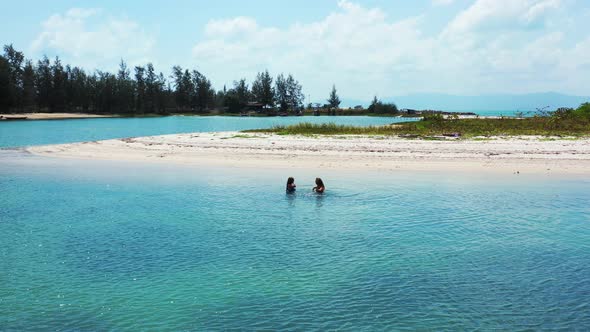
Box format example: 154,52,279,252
1,116,589,330
0,112,525,149
0,115,417,148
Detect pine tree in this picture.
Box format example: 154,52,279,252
50,57,67,112
134,66,146,113
0,56,11,112
3,44,24,110
328,84,341,109
22,60,36,111
116,60,134,113
251,70,274,107
35,56,52,111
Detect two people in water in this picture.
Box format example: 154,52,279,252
286,177,325,193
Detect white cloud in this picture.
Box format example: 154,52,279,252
205,16,259,37
432,0,455,6
192,1,437,99
443,0,561,37
29,2,589,99
31,8,155,69
189,0,590,99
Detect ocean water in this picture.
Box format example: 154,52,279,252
0,115,417,149
1,152,589,330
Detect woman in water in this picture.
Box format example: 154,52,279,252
312,177,325,193
286,177,296,193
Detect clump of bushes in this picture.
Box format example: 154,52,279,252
573,102,590,118
367,96,398,114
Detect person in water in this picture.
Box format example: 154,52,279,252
286,177,296,193
312,177,325,193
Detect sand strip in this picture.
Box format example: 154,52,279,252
0,113,117,120
26,132,590,175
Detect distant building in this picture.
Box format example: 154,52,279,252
246,102,264,113
401,108,418,115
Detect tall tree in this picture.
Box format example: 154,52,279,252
95,71,116,113
193,71,214,111
134,66,146,113
157,71,168,113
0,56,11,111
286,74,303,110
251,70,274,107
233,78,250,106
275,73,303,112
224,80,250,114
145,63,157,113
171,65,191,111
35,56,52,111
50,56,67,112
86,73,98,112
3,44,24,110
22,60,36,111
68,66,88,111
327,84,341,109
275,74,288,111
157,72,173,113
116,60,134,113
215,85,227,110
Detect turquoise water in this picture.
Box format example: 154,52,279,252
1,152,589,330
0,116,416,148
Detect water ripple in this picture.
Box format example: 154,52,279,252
1,166,590,330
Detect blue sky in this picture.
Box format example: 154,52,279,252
1,0,589,102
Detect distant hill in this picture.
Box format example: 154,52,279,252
341,92,589,111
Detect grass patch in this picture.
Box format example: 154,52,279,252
243,113,590,138
231,134,260,139
244,122,397,136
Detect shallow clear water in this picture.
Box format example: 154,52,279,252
1,153,589,330
0,115,417,148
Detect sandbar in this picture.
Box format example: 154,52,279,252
25,132,590,175
0,113,116,120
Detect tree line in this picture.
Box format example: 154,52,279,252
0,44,306,114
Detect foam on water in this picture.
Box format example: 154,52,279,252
1,153,589,330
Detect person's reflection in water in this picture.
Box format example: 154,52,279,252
315,192,324,209
286,190,296,208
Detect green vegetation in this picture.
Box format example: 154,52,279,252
367,96,398,114
230,134,260,139
245,104,590,138
327,84,341,109
245,122,398,135
0,44,305,115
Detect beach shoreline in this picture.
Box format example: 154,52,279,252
0,113,118,120
25,131,590,175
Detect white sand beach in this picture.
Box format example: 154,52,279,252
26,132,590,175
0,113,116,120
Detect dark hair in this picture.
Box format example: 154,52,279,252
315,177,324,187
287,177,295,185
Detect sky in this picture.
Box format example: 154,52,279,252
1,0,589,103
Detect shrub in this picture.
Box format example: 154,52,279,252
573,102,590,118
